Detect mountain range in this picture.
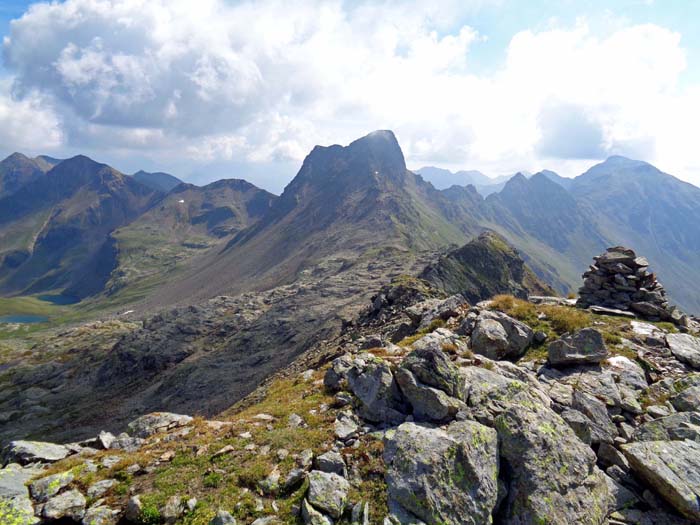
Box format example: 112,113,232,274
1,131,699,314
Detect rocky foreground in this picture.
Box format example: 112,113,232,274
2,269,700,524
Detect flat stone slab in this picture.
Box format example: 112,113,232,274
667,334,700,369
3,440,71,465
622,440,700,520
589,306,636,318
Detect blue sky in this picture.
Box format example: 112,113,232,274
1,0,699,192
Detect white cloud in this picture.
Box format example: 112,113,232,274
1,0,699,186
0,79,63,152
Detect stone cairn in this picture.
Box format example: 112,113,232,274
577,246,682,323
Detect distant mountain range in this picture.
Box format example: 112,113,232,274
415,165,517,195
1,132,699,313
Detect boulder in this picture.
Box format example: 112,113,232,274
470,319,509,360
346,355,407,424
316,451,346,477
81,505,120,525
384,421,499,525
86,479,117,499
399,347,465,400
324,354,354,392
634,412,700,442
42,489,86,521
571,390,617,444
459,365,549,426
127,412,193,438
548,328,608,367
666,333,700,369
125,495,143,522
161,495,185,524
0,495,38,525
0,463,41,499
622,440,700,520
606,355,648,390
671,386,700,413
301,498,332,525
395,367,466,423
3,440,71,465
29,470,75,502
334,412,360,441
475,310,534,359
307,471,349,519
560,409,593,445
494,400,609,524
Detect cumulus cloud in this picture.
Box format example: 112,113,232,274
0,79,63,152
1,0,698,185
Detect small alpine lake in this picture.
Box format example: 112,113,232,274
0,314,49,324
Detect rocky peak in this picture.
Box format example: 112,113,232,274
420,231,555,303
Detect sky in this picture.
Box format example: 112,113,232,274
1,0,699,193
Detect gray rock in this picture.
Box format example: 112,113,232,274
495,400,609,524
351,501,369,525
125,495,143,522
647,405,671,418
0,463,41,499
604,474,638,513
316,451,346,477
548,328,608,367
399,347,465,400
282,468,305,492
622,439,700,520
161,495,185,524
597,442,629,470
334,412,360,441
478,310,534,359
307,470,349,519
209,510,237,525
346,355,407,424
0,494,39,525
634,412,700,442
560,409,593,445
671,385,700,412
81,505,120,525
109,433,144,452
459,365,549,425
127,412,193,438
87,479,117,499
384,421,499,525
571,390,617,444
97,431,116,449
411,328,466,354
3,440,71,465
301,498,332,525
395,367,466,423
324,355,354,392
43,489,86,521
470,318,509,360
667,333,700,369
29,470,75,502
607,355,648,390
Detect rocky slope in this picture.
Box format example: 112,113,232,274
3,247,700,525
0,155,161,299
420,231,556,303
105,179,276,300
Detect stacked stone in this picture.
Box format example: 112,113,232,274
577,246,681,322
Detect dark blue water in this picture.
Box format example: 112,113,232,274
0,315,49,324
38,294,80,305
